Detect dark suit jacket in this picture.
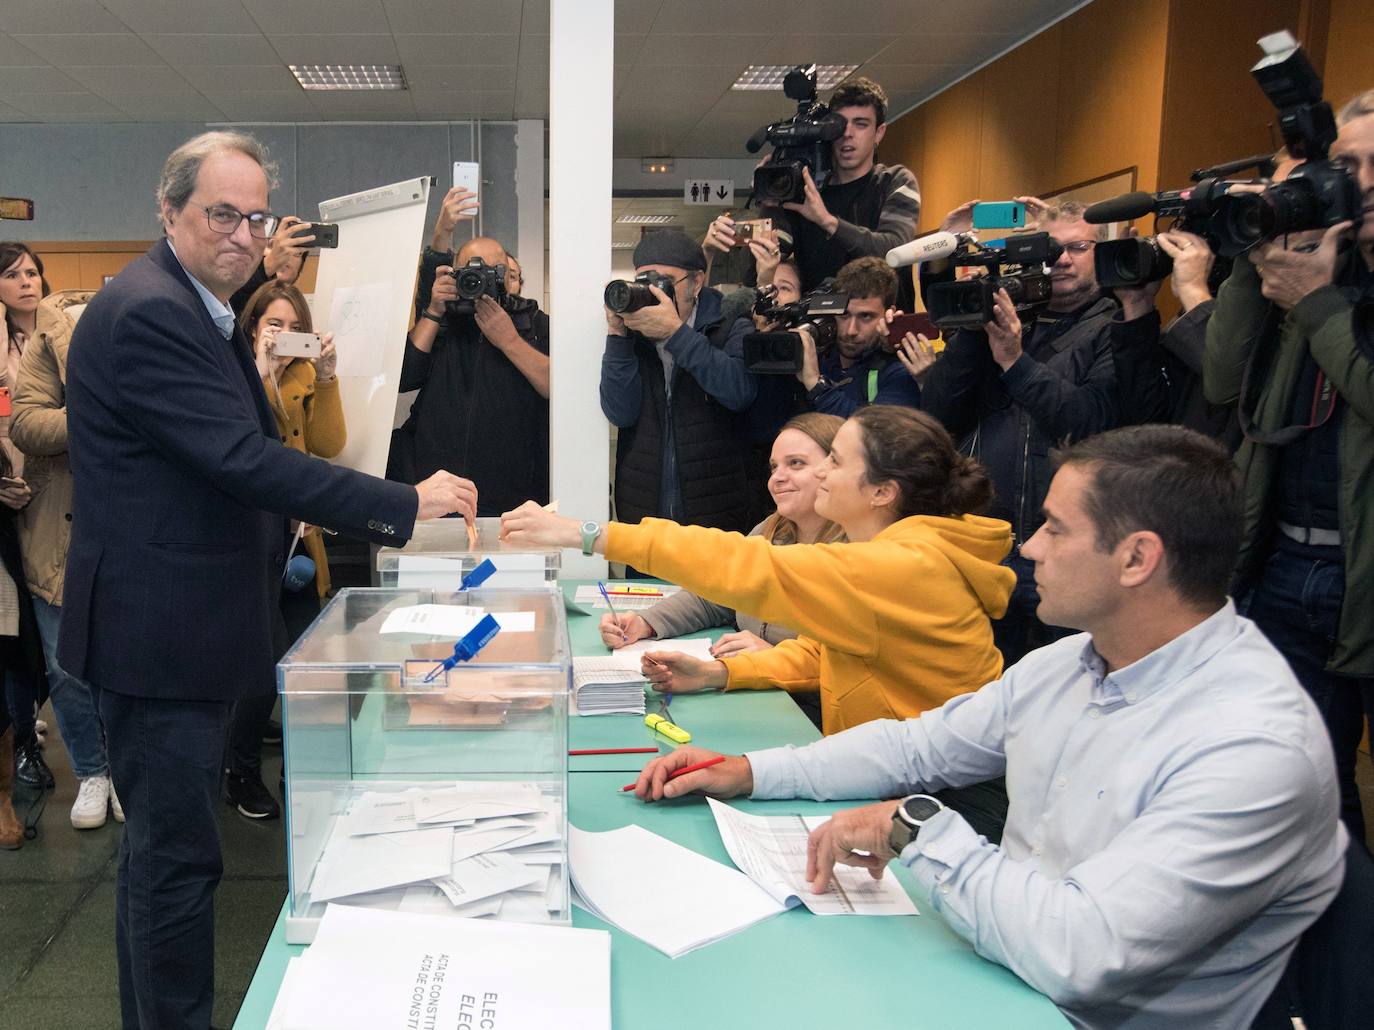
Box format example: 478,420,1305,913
60,240,418,701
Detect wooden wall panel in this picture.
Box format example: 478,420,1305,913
912,75,985,234
977,27,1063,202
1053,0,1170,195
1157,0,1306,197
1322,0,1374,108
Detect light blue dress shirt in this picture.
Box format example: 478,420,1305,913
748,602,1346,1029
166,239,236,340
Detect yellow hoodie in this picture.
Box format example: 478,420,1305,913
606,514,1015,734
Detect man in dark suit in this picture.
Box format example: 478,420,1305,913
60,131,476,1030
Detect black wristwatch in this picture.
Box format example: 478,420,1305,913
889,794,944,853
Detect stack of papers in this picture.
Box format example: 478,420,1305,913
267,905,610,1029
568,800,917,958
570,637,716,716
572,583,680,611
306,781,566,923
707,799,920,916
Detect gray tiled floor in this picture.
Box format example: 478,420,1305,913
0,703,287,1030
3,705,1372,1029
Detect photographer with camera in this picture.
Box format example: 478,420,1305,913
795,256,921,416
1205,88,1374,839
922,201,1150,663
390,236,550,517
755,76,921,303
601,231,757,534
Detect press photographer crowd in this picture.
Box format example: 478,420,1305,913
1,23,1372,1030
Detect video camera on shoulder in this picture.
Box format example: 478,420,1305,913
445,257,509,315
1086,31,1361,287
743,281,848,374
603,271,677,314
745,65,848,207
923,233,1058,331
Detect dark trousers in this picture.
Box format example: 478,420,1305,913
225,588,320,776
1242,537,1374,841
993,553,1071,668
93,685,230,1030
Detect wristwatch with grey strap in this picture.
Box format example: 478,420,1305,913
579,520,601,556
889,794,945,853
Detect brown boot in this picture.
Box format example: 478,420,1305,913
0,726,22,850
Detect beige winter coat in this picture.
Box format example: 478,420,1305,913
9,290,95,606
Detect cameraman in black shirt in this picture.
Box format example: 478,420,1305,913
713,78,921,305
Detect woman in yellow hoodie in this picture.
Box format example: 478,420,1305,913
502,406,1015,734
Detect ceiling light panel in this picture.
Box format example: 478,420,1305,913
731,64,859,91
616,214,675,224
289,64,408,91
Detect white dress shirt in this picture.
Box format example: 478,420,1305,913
748,602,1346,1029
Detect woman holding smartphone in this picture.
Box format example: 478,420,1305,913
0,242,59,811
504,406,1015,735
222,281,344,820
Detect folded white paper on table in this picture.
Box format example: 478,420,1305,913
707,798,919,916
415,782,545,824
280,906,610,1030
379,603,535,636
309,826,454,903
450,823,536,863
568,824,786,958
613,635,718,663
432,852,543,907
344,791,421,836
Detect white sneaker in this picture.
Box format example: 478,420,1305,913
71,775,112,830
110,783,125,823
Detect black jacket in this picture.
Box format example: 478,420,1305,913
62,240,416,700
394,301,550,517
922,296,1123,543
600,288,756,531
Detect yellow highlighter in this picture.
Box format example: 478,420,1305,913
644,713,691,744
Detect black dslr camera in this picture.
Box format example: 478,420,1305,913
743,281,848,374
746,65,848,207
924,233,1059,330
603,271,677,314
1087,31,1360,279
445,257,508,315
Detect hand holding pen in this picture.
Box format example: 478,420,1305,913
626,746,755,801
598,611,654,649
597,582,629,644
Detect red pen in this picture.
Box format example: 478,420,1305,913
621,754,725,792
569,747,660,756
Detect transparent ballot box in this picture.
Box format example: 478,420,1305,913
376,516,562,588
278,587,571,944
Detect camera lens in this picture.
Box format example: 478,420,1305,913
1213,193,1270,256
604,280,656,314
455,269,486,299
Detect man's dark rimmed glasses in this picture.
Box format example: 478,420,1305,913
202,204,279,239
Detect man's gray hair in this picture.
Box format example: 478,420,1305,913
156,130,279,216
1337,88,1374,127
1043,200,1109,241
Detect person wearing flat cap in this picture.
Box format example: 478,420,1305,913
600,231,758,541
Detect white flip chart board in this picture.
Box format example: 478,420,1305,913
311,176,433,477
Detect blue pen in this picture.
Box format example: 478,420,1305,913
598,581,629,644
460,558,497,591
421,613,502,683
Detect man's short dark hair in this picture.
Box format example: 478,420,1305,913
829,77,888,125
1052,425,1241,608
835,256,897,308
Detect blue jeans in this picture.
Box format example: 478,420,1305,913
31,595,109,778
1242,538,1374,841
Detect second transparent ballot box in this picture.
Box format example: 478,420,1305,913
278,587,571,944
376,516,562,588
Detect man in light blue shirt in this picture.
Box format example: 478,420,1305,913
630,425,1346,1029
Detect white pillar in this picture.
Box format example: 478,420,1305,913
514,118,545,309
548,0,612,577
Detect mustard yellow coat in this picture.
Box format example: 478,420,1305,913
606,514,1015,734
265,360,345,597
